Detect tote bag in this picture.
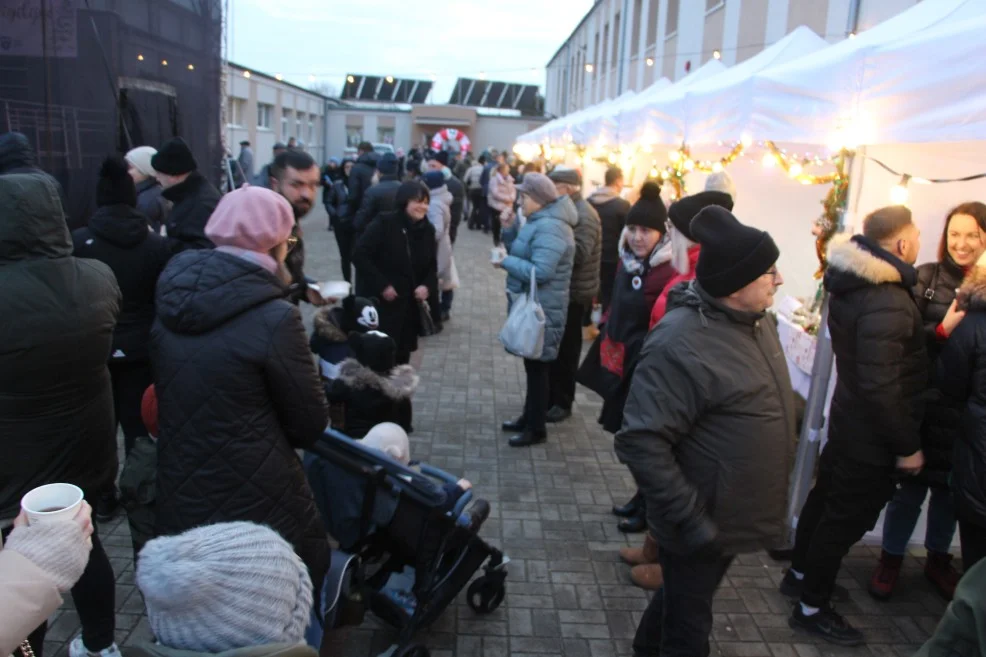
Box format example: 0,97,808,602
499,267,545,359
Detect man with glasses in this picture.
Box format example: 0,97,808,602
269,150,327,306
784,206,927,646
616,205,793,657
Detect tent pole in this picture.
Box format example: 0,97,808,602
782,149,856,548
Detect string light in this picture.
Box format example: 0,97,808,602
347,75,355,83
584,63,594,73
607,152,618,164
788,163,803,178
242,70,250,78
645,58,654,67
385,75,394,83
713,50,721,60
762,153,778,168
890,174,911,205
161,59,168,66
275,73,283,81
479,71,487,80
137,54,144,61
649,166,659,178
740,132,753,148
712,161,723,173
668,149,682,163
187,64,194,71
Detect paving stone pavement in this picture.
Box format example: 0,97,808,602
46,205,948,657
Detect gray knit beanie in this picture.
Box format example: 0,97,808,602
137,522,313,652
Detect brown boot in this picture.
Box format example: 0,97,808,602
619,533,659,566
924,551,961,600
630,563,664,590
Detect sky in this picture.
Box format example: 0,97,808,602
229,0,594,103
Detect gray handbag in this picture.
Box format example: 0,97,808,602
498,267,545,359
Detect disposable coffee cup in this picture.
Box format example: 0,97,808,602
21,483,84,525
491,247,506,264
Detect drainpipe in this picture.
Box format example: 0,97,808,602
846,0,861,36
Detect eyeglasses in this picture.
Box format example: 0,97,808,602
765,266,780,282
286,235,300,252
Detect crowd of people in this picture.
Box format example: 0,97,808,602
2,124,986,657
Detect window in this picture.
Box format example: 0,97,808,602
631,0,642,56
346,128,362,148
257,102,272,129
296,113,303,140
281,109,291,138
706,0,724,13
666,0,680,38
377,127,394,144
309,118,316,143
226,98,243,126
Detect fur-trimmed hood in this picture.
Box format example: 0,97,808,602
618,228,672,269
312,307,347,343
824,233,917,295
335,359,419,400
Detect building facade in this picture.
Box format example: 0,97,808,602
225,62,327,177
545,0,925,117
325,103,548,160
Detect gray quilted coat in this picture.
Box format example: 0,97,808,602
501,195,577,362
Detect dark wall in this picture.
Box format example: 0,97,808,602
0,0,222,228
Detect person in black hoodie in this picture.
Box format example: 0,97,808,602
150,185,330,595
73,155,171,455
152,137,220,253
352,181,439,365
345,141,377,218
869,202,986,600
353,152,401,236
785,206,928,646
587,167,631,312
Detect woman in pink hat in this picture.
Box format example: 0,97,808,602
149,186,330,591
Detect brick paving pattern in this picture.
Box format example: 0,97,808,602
46,205,948,657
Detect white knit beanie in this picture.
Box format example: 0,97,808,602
704,171,736,202
137,522,313,652
125,146,158,178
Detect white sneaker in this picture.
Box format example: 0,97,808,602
68,637,122,657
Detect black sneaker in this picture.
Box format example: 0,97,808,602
789,605,864,646
779,569,850,602
94,490,121,523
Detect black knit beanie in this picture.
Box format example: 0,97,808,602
97,155,138,208
668,190,734,241
151,137,197,176
625,182,666,232
691,206,779,298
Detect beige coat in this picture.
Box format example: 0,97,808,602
0,541,62,656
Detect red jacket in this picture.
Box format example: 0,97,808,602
649,244,700,329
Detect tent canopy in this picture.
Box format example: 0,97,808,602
749,0,986,145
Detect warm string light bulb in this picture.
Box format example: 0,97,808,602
607,152,618,164
762,153,778,168
584,63,594,73
645,58,654,67
788,163,803,178
668,149,682,163
712,162,724,173
713,50,721,60
683,159,695,172
649,167,659,178
890,175,911,205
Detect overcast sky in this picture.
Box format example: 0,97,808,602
229,0,594,103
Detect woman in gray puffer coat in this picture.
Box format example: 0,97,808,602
496,173,577,448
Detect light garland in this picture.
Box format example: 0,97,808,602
644,141,747,200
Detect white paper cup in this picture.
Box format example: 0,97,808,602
491,247,506,264
21,483,84,525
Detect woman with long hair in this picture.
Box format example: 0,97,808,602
353,181,439,364
870,202,986,599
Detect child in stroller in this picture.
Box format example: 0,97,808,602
304,424,507,655
310,295,379,381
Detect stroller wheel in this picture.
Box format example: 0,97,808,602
395,645,430,657
466,575,506,614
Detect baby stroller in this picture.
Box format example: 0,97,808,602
306,428,508,656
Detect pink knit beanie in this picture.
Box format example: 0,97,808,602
205,186,294,254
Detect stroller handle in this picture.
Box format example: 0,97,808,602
417,463,460,485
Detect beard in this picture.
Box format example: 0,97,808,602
291,199,311,219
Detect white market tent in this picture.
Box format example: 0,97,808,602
749,0,986,145
616,60,725,147
571,90,636,147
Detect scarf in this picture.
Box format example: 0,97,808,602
620,234,669,275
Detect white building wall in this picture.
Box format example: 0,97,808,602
544,0,926,117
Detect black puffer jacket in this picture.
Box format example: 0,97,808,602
914,259,966,487
72,205,171,363
135,178,170,232
615,281,795,555
353,212,439,358
445,175,464,228
150,249,330,585
161,171,220,252
824,234,928,467
0,173,121,520
352,175,400,235
937,263,986,528
587,188,630,267
345,152,377,219
326,359,418,438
